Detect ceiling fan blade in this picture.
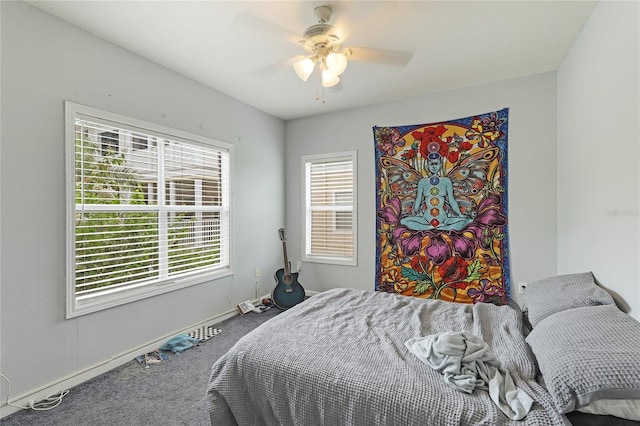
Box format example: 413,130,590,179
346,47,413,66
250,55,304,79
234,10,301,45
330,1,388,46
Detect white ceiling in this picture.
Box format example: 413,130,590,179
27,0,597,121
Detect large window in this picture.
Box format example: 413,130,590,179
302,151,357,265
65,102,231,317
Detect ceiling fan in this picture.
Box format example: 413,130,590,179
293,5,351,88
294,5,413,88
245,4,413,100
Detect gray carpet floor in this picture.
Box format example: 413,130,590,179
1,307,280,426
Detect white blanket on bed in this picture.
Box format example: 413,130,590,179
405,331,534,421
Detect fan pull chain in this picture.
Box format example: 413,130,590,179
313,67,326,103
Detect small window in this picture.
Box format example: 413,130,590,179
65,102,232,318
132,133,151,150
302,151,357,265
99,130,119,156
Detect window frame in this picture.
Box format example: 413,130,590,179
65,101,233,318
301,151,357,266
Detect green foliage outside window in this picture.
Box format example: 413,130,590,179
167,215,220,274
75,137,220,295
75,137,159,294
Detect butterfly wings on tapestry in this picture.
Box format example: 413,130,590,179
374,109,510,304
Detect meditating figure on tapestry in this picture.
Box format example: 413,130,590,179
401,153,472,231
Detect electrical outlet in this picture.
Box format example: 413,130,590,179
296,261,302,271
518,282,528,294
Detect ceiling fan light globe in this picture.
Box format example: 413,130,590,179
321,69,340,88
326,52,348,76
294,58,316,81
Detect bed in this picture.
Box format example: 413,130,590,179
207,273,640,425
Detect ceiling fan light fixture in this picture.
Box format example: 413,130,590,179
326,52,348,76
294,57,316,81
321,68,340,88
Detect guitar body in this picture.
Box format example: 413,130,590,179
272,228,305,310
272,267,305,310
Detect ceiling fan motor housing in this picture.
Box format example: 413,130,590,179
299,5,341,54
301,24,340,54
303,23,332,40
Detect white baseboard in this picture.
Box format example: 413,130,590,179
0,304,245,419
0,291,323,419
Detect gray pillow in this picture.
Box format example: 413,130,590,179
526,304,640,414
524,272,614,326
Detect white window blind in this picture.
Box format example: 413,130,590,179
66,102,231,317
303,152,357,265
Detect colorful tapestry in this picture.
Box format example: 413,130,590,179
374,109,510,304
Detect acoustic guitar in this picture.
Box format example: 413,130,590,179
272,228,305,310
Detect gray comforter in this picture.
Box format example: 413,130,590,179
207,288,568,426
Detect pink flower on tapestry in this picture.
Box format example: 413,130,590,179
375,127,405,156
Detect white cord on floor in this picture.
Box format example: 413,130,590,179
0,374,69,411
28,389,70,411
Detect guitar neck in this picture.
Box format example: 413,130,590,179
282,241,290,275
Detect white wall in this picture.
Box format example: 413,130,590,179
557,0,640,319
285,72,559,310
0,1,285,411
2,0,638,416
